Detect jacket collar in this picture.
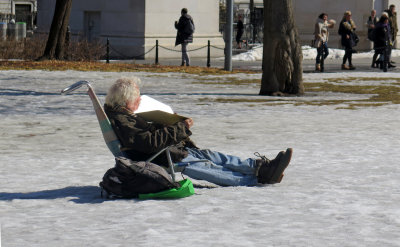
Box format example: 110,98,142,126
104,104,135,116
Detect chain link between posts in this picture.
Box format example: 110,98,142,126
159,44,209,53
105,39,228,67
109,44,156,60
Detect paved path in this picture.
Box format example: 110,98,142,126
114,55,400,73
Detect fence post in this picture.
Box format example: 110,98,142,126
106,38,110,64
207,40,211,67
155,40,159,65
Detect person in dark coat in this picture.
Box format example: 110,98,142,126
338,11,358,70
236,15,244,49
366,10,379,67
104,77,293,187
374,14,391,72
175,8,195,66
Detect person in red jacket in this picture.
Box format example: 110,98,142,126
104,77,293,186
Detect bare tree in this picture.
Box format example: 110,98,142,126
260,0,304,96
39,0,72,60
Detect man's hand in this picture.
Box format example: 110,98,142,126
184,118,194,128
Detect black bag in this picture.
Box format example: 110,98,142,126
368,28,376,42
352,32,359,45
184,19,195,35
100,156,180,199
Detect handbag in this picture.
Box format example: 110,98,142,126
311,39,321,48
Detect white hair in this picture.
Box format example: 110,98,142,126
105,77,141,108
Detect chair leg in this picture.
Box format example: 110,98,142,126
166,149,176,182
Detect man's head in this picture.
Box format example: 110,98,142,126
181,8,188,15
105,77,141,112
390,4,395,13
371,9,376,17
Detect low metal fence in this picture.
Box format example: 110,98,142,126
106,39,225,67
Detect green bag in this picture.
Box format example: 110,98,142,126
139,179,195,199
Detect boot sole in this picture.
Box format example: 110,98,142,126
268,148,293,184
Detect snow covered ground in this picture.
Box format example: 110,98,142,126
1,70,400,247
231,45,400,61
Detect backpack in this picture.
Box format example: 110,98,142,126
184,19,195,35
100,156,180,199
368,28,376,42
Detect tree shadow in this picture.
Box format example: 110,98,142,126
0,186,129,204
0,88,61,96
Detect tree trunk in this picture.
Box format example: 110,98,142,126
39,0,72,60
260,0,304,96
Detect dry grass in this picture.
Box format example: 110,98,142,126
0,35,106,61
193,77,400,109
1,59,399,109
0,60,255,74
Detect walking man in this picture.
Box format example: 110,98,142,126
175,8,195,66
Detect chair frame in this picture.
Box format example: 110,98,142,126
61,80,177,181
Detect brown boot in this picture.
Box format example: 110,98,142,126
341,64,350,70
255,148,293,184
315,63,321,71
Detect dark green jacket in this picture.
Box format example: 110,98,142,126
385,9,398,41
104,104,195,166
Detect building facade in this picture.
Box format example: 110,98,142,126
36,0,225,59
232,0,400,50
35,0,400,59
0,0,37,39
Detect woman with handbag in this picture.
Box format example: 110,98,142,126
338,11,358,70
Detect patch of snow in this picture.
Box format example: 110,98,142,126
1,70,399,246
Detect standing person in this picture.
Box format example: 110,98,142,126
385,5,398,65
385,4,398,48
375,14,391,72
366,10,379,67
175,8,195,66
104,77,293,187
338,11,358,70
236,15,244,49
314,13,335,71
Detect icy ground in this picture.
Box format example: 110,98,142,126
1,70,400,247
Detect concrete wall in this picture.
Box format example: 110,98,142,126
293,0,400,50
35,0,400,58
144,0,224,58
232,0,400,50
36,0,224,59
293,0,375,50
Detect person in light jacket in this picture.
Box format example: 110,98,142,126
314,13,335,71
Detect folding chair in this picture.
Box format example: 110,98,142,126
60,80,178,182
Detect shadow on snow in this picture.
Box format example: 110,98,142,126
0,186,120,204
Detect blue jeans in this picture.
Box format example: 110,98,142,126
316,42,329,64
176,148,259,186
181,42,190,65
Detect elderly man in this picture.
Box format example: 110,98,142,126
103,77,293,187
